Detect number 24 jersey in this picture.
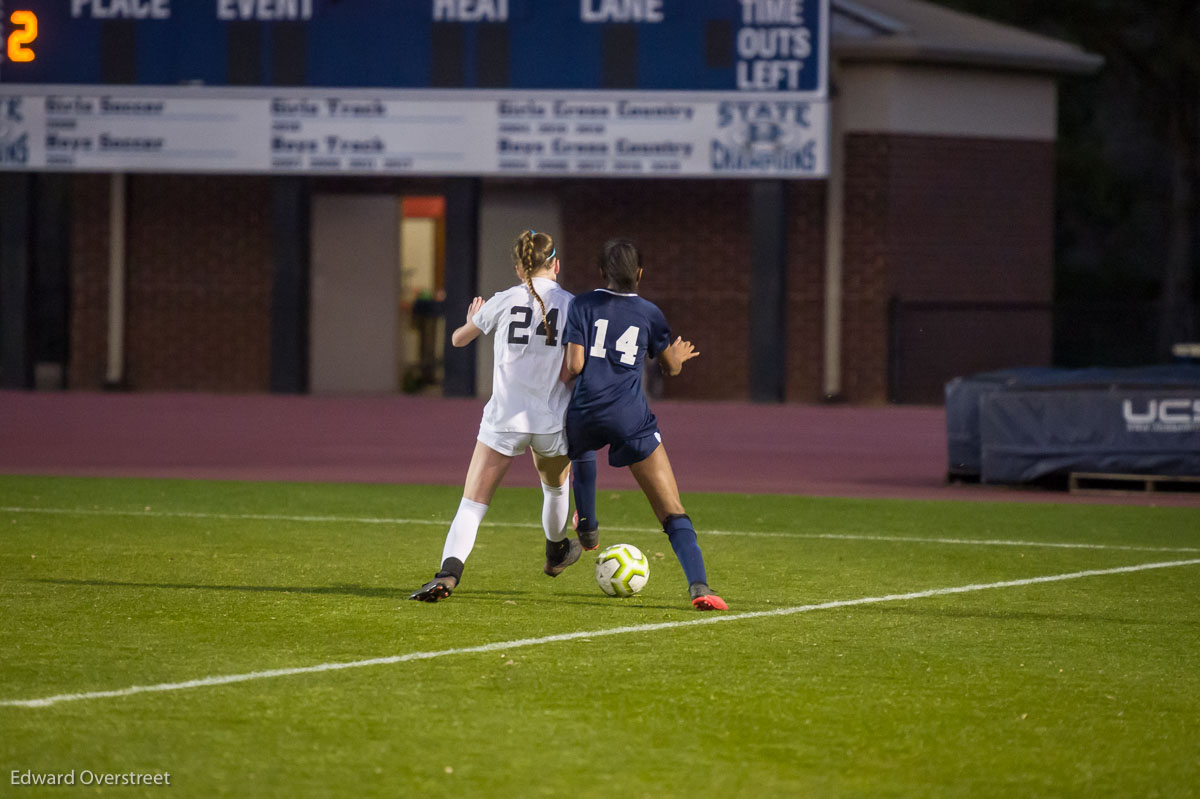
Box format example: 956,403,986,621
471,276,574,434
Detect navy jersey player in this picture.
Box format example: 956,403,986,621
563,239,727,611
410,230,585,602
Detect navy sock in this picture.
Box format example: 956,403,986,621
663,514,707,588
571,451,598,531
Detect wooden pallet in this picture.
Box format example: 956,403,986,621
1069,472,1200,495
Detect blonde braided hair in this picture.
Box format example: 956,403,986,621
512,230,556,343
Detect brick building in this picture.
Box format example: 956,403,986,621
0,0,1099,403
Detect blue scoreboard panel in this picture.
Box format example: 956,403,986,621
0,1,829,178
2,0,827,94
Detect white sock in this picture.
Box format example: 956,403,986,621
541,481,569,543
441,498,489,564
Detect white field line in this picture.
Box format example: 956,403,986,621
3,558,1199,710
3,505,1199,554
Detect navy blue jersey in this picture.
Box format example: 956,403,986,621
565,289,672,444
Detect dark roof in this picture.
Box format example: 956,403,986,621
832,0,1104,75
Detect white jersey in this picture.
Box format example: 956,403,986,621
472,276,573,434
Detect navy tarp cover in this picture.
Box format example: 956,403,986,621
980,389,1200,483
945,368,1057,476
945,365,1200,482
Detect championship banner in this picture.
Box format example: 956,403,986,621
0,88,827,176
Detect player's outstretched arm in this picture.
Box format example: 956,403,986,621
451,297,485,347
659,336,698,377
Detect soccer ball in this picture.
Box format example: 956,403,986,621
594,543,650,597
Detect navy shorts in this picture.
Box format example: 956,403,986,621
567,420,662,467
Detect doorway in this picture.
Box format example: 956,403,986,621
398,196,446,394
309,193,446,394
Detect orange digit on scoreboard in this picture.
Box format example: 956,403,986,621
7,10,39,63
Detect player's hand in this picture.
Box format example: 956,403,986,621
465,296,484,323
668,336,699,364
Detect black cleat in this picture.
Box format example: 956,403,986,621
409,576,457,602
544,537,582,577
573,511,600,550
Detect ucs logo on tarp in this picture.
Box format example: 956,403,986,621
0,97,30,165
1123,398,1200,433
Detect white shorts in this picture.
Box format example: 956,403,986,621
478,426,568,458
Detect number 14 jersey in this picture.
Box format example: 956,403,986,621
472,276,574,434
564,289,673,440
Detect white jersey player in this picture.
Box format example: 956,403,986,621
410,230,586,602
473,275,573,445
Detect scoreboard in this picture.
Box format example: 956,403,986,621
0,0,830,178
2,0,827,93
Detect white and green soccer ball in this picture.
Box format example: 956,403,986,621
594,543,650,597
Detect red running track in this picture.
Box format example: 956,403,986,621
2,391,1197,506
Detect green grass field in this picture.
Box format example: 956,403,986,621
2,474,1198,798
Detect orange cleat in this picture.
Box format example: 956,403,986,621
691,594,728,611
